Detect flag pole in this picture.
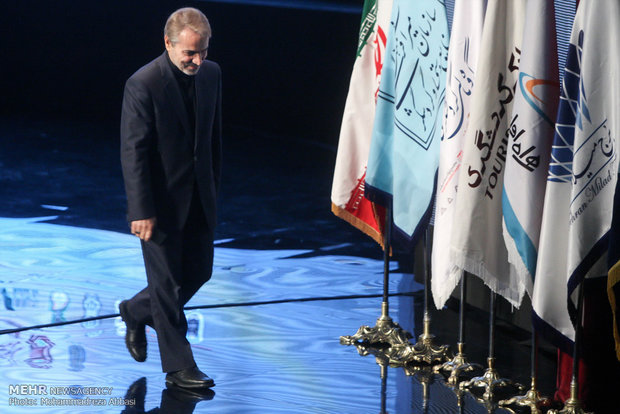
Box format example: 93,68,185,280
460,291,523,401
399,225,450,365
378,205,395,328
436,272,482,385
499,327,551,412
340,206,414,350
548,284,592,414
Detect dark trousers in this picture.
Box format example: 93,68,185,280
125,192,214,373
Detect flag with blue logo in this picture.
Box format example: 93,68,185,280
533,0,620,350
501,0,559,298
365,0,449,249
431,0,487,309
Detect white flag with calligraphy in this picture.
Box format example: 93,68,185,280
533,0,620,348
501,0,559,298
431,0,487,309
331,0,393,246
449,0,526,306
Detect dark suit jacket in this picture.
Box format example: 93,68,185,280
120,52,222,232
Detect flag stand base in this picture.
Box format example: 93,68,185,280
436,342,482,385
340,302,413,350
397,227,451,366
500,331,552,413
435,273,481,384
460,292,523,401
459,357,523,401
341,207,414,357
548,380,591,414
499,377,552,414
399,312,451,365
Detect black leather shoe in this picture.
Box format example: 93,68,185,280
165,366,215,389
119,300,147,362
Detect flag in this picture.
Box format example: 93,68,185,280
533,0,620,351
609,260,620,360
448,0,527,306
331,0,393,246
364,0,449,250
608,177,620,361
431,0,487,309
501,0,559,297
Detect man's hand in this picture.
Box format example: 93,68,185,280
131,217,157,242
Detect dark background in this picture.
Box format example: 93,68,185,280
0,0,384,258
2,0,362,146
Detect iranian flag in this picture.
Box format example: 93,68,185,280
331,0,393,247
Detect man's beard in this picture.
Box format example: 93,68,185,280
182,63,199,75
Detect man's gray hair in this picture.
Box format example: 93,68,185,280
164,7,211,43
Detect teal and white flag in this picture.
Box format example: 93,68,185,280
501,0,559,297
449,0,526,306
431,0,487,309
365,0,449,249
533,0,620,349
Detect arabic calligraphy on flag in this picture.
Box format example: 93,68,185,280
365,0,449,249
448,0,527,306
501,0,559,296
533,0,620,349
431,0,487,309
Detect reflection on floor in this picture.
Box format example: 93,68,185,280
0,118,556,412
1,216,549,413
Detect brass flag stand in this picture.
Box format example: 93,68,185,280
436,272,482,385
340,207,413,351
400,227,451,365
460,291,523,401
499,330,551,413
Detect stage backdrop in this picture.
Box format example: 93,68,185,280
0,0,361,147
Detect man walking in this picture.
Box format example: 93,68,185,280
119,7,221,390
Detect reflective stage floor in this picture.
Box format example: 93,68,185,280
0,118,556,413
